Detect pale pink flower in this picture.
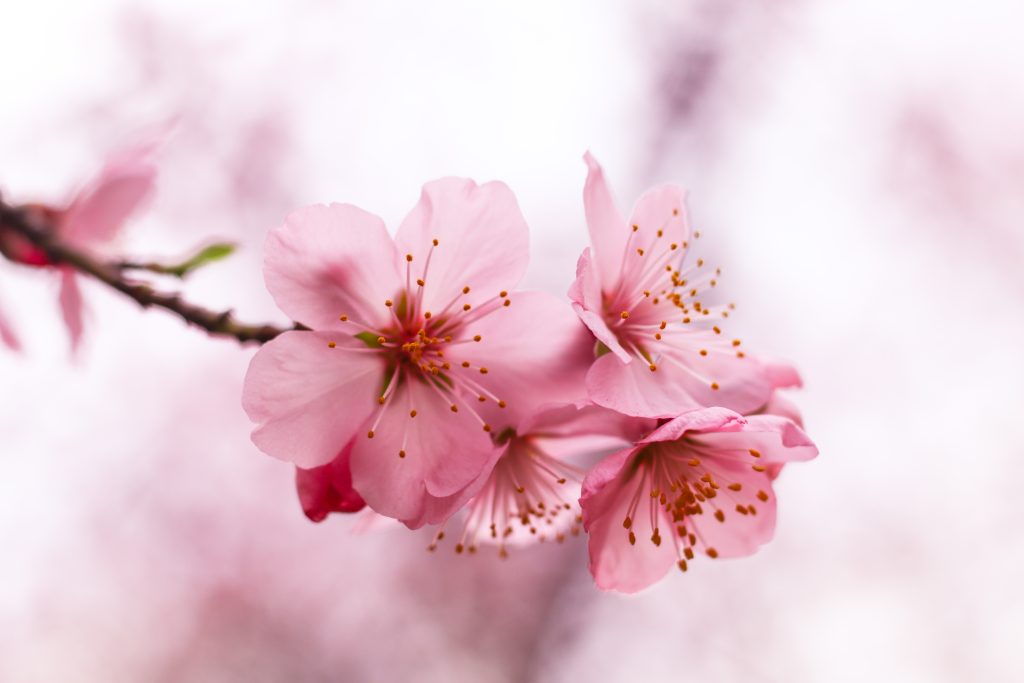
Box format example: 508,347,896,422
428,403,654,557
580,406,817,593
242,179,589,528
56,149,157,351
0,149,156,351
569,152,774,418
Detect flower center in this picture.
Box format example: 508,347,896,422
619,440,770,572
326,240,511,457
427,434,584,557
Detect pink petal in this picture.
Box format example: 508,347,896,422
0,296,21,352
585,351,707,418
394,178,529,314
580,446,677,593
758,391,804,427
242,330,385,468
349,377,500,526
58,268,85,353
62,153,156,248
458,290,593,428
762,358,803,390
692,414,818,466
295,441,366,522
641,406,746,445
626,183,690,252
264,203,402,331
568,248,630,363
582,152,627,290
519,403,653,442
686,459,779,558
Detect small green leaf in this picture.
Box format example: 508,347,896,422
594,341,611,358
160,243,237,278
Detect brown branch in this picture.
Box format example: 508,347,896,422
0,199,299,345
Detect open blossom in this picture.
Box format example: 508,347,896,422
569,152,774,418
580,406,817,593
0,148,157,351
242,179,589,528
428,403,653,557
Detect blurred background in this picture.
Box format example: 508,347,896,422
2,1,1022,681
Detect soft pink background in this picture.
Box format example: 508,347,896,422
2,1,1022,681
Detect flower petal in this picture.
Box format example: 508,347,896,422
395,178,529,314
580,446,676,593
58,268,85,353
242,330,384,468
349,377,499,527
455,290,593,428
582,152,627,289
568,248,630,363
585,351,708,418
0,299,21,351
692,414,818,465
641,406,746,444
264,203,402,331
295,441,366,522
62,153,156,248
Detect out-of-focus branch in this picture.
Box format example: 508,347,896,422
0,199,299,345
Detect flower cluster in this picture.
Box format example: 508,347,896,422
242,153,818,592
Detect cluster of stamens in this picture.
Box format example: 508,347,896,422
620,440,771,572
603,210,746,390
325,239,511,460
428,433,584,558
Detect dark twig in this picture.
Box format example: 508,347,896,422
0,199,299,345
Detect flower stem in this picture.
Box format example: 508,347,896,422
0,198,300,345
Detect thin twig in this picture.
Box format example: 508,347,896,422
0,199,299,345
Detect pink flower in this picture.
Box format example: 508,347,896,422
580,406,817,593
242,179,589,528
0,148,157,351
56,149,157,351
428,403,654,557
569,152,774,418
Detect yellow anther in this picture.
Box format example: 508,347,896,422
623,516,632,529
649,364,657,372
432,238,439,246
367,430,375,439
498,400,506,408
687,458,701,467
482,424,492,433
327,341,336,348
339,314,348,322
672,208,679,216
757,490,769,502
398,450,406,458
715,510,725,523
697,258,704,267
463,304,472,311
706,547,718,559
752,464,766,473
620,311,630,320
385,299,393,307
503,299,511,307
463,286,470,294
473,335,482,342
424,311,432,319
699,349,708,356
462,361,470,368
450,405,458,413
377,396,386,405
631,224,639,232
727,483,742,492
713,326,721,334
677,559,688,572
636,248,644,256
416,278,425,286
479,367,489,374
410,410,418,418
406,254,413,262
628,531,637,545
499,290,508,298
711,382,720,391
732,339,742,347
749,449,761,458
377,336,386,344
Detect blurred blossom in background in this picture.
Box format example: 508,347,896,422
1,1,1022,681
